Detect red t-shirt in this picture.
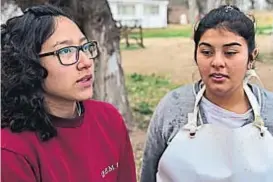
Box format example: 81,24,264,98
1,100,136,182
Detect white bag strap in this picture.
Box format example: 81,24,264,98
244,69,264,88
243,69,267,135
184,70,265,137
243,84,267,136
183,85,205,137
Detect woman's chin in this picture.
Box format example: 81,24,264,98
76,88,93,101
206,84,231,97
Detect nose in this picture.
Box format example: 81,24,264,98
77,51,93,70
211,51,225,68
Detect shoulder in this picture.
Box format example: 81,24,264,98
83,99,126,130
260,87,273,133
260,87,273,105
251,84,273,116
251,85,273,134
250,84,273,107
158,83,195,109
1,128,38,158
151,83,196,142
156,83,196,116
83,99,123,121
261,88,273,111
83,99,120,113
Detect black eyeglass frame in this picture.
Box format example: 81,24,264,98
39,41,99,66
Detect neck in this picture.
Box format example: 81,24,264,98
204,85,250,114
44,94,77,118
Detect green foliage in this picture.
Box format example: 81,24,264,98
130,27,192,38
127,25,272,40
256,25,273,35
134,102,153,115
126,73,180,129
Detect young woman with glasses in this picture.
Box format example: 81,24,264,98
1,4,136,182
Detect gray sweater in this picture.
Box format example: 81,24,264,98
140,82,273,182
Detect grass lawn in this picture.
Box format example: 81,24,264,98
120,24,272,50
125,11,273,40
135,24,272,39
256,25,273,34
125,73,180,129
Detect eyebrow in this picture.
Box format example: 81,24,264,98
198,42,242,47
53,37,87,47
79,37,88,43
223,42,242,47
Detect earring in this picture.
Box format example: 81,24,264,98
248,62,253,70
248,60,256,70
244,62,264,87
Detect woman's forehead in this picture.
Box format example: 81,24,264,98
199,28,247,47
44,16,85,47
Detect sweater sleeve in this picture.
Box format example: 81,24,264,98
117,116,137,182
1,149,37,182
261,88,273,134
140,96,168,182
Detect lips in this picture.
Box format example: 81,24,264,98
209,73,229,78
209,73,229,82
77,75,92,83
76,74,93,88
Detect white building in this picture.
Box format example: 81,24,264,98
108,0,169,28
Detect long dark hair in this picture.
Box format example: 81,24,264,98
193,5,256,63
1,4,72,141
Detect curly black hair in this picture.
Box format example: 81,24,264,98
1,4,72,141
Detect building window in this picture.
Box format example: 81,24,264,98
117,4,136,16
144,4,159,15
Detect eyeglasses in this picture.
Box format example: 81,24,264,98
39,41,99,66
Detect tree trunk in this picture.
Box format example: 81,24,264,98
250,0,255,9
188,0,225,24
197,0,225,15
13,0,135,130
1,1,23,24
188,0,199,24
266,0,273,5
78,0,135,130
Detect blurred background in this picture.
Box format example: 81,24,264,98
2,0,273,180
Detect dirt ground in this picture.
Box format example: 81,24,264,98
120,35,273,180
